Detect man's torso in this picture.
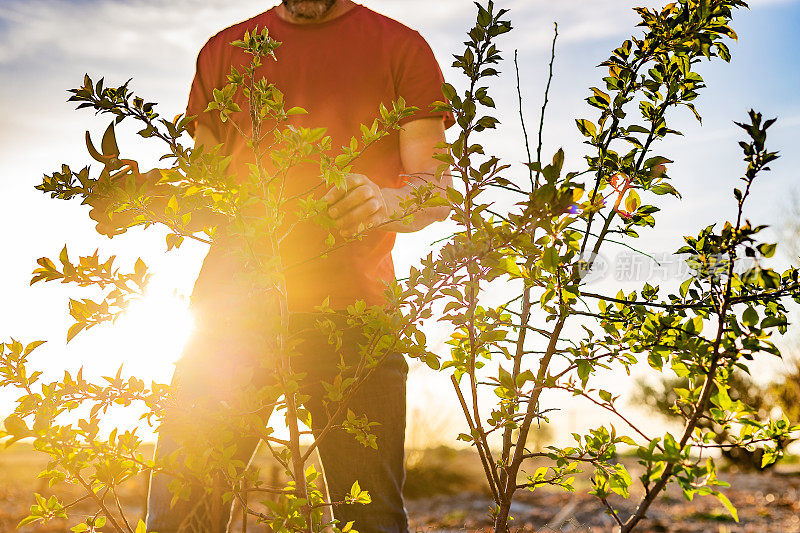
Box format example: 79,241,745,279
187,4,448,312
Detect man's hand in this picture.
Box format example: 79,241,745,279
87,194,124,237
322,117,452,238
86,169,162,237
324,173,390,238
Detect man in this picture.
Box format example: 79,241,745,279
136,0,454,531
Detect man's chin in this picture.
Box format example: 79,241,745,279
283,0,337,20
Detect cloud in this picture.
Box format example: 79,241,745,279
2,0,795,68
0,0,263,66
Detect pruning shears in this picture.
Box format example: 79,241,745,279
85,122,144,236
85,122,142,185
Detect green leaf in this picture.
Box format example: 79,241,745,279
679,279,692,298
166,233,184,251
24,340,46,356
715,492,739,522
349,480,361,498
18,516,40,527
761,447,780,468
441,83,458,102
59,245,70,266
576,360,591,386
3,414,30,438
647,350,663,369
650,182,680,197
663,432,679,458
609,464,632,498
626,125,650,134
624,190,641,213
711,386,732,411
758,243,777,258
497,257,521,277
541,248,559,270
642,156,673,169
576,119,597,138
425,352,440,370
446,187,464,204
515,369,535,388
741,306,758,327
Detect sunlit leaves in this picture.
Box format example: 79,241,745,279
13,2,800,533
422,1,799,531
31,248,149,341
37,164,94,201
346,481,372,505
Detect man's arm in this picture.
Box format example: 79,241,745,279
87,124,222,236
193,123,219,153
324,117,451,237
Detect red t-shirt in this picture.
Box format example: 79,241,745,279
186,4,453,313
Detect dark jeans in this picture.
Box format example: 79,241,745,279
145,311,409,533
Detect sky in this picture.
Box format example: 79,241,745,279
1,0,799,449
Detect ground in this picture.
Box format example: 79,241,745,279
0,444,798,532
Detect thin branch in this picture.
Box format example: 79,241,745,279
580,291,706,310
111,486,134,533
554,384,654,444
514,49,534,189
73,473,126,533
534,22,558,189
601,496,624,529
451,374,501,502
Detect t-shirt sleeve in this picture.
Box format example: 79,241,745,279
185,39,222,140
395,31,456,129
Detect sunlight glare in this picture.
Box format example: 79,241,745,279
119,289,194,382
88,277,195,385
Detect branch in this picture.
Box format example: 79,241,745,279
451,373,501,502
73,473,126,533
111,486,134,533
580,291,707,310
534,22,558,189
601,496,624,529
514,49,534,189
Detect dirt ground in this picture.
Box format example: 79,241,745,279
1,444,798,532
404,453,800,533
405,470,800,532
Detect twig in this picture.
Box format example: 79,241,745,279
73,473,126,533
111,487,134,533
514,50,534,189
601,496,624,529
534,23,558,189
451,374,501,502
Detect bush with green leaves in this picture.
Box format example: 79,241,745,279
633,362,799,471
2,26,440,533
410,1,800,531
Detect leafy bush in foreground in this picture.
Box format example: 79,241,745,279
2,1,799,532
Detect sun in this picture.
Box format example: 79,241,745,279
78,276,196,387
114,287,195,382
51,274,198,439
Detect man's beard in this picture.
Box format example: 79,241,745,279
281,0,338,20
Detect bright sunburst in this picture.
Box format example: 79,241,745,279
77,275,196,387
